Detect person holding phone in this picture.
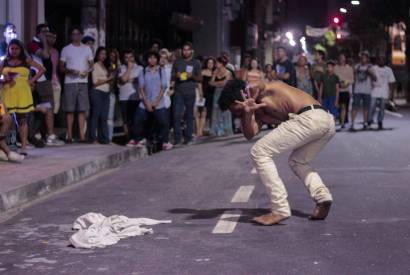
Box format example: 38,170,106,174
171,42,202,146
0,39,45,156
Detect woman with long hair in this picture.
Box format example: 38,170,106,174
88,47,113,144
264,64,275,82
209,56,233,136
196,57,216,137
0,39,45,155
243,58,264,87
107,48,121,142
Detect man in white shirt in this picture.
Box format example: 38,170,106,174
350,51,376,131
118,50,143,144
59,26,94,143
369,56,396,130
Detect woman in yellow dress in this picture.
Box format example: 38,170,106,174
0,39,45,155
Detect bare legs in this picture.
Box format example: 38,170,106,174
66,111,86,141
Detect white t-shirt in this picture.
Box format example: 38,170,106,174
354,64,373,95
371,66,395,99
118,64,143,101
60,43,93,84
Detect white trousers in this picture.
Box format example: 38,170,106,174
250,109,335,217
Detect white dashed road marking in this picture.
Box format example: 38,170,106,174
212,185,255,234
230,185,255,203
212,212,241,234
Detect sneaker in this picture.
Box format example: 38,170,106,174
126,139,138,147
46,134,65,146
173,142,183,148
162,142,173,151
183,141,195,146
8,151,25,162
28,137,46,148
126,140,144,148
140,138,147,145
0,150,8,161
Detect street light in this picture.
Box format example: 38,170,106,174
351,1,360,5
340,8,347,13
333,17,340,24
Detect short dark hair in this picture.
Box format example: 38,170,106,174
326,60,336,66
218,83,244,111
81,35,95,44
145,51,160,62
182,41,193,49
151,38,162,47
277,46,287,53
4,23,16,31
316,50,326,59
123,49,135,56
68,25,83,35
36,23,49,35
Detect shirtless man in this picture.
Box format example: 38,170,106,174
219,80,335,225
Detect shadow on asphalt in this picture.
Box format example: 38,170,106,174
168,208,311,224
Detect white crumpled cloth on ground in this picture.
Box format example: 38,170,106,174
69,212,171,249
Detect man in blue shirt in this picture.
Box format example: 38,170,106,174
132,52,173,150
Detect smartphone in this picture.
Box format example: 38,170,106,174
186,65,193,74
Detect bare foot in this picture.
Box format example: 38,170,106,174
252,212,289,226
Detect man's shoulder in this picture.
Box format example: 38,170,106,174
192,58,202,66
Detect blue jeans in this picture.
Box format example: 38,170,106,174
323,96,339,118
369,97,387,124
133,107,170,143
88,89,110,143
173,92,195,144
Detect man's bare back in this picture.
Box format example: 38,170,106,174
254,81,320,125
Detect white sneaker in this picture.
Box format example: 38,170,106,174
46,134,65,146
162,142,173,151
7,151,25,163
0,150,8,161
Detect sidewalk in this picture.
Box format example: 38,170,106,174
0,144,147,214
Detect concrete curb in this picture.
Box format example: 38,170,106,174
0,147,147,213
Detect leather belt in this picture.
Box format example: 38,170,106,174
296,105,327,115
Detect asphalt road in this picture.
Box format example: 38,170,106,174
0,110,410,275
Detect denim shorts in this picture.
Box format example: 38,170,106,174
353,93,371,109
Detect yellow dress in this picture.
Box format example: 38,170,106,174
1,63,34,113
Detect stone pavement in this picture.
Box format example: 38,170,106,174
0,144,147,214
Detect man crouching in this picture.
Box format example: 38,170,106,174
219,80,335,225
